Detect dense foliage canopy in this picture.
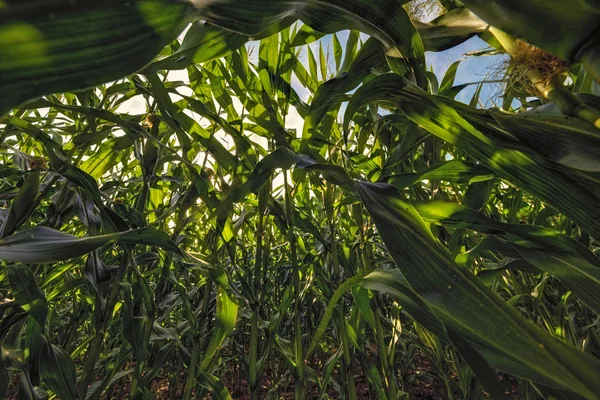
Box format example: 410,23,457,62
1,0,600,399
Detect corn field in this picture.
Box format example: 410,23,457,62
1,1,600,399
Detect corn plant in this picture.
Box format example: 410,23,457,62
1,1,600,399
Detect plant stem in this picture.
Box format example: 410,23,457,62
78,254,130,399
182,274,213,400
284,171,304,400
249,185,267,399
356,206,398,399
326,185,357,400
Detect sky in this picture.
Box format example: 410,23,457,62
427,36,506,106
96,13,512,195
119,21,506,122
113,19,507,173
304,30,506,107
290,30,506,128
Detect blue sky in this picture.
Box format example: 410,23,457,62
121,23,508,150
427,36,507,106
239,28,510,144
111,22,510,179
297,30,506,108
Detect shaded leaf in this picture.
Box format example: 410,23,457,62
6,265,47,328
356,181,600,398
0,226,180,264
0,0,192,115
40,343,77,400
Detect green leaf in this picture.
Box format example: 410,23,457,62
361,269,447,340
199,285,238,371
118,228,182,254
385,160,494,189
120,283,149,361
195,0,426,82
413,7,488,52
475,259,540,284
351,287,376,330
80,136,135,179
414,200,585,254
0,0,192,115
145,21,249,73
460,0,600,64
303,38,388,149
332,33,343,73
319,42,328,81
492,111,600,172
415,199,600,314
2,169,41,237
40,342,77,400
85,252,111,293
308,273,366,357
6,265,47,328
0,226,180,264
438,60,462,94
197,373,233,400
446,327,511,400
345,74,600,239
290,24,326,47
227,147,314,204
355,181,600,398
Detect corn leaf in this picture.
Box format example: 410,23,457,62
6,265,47,328
0,226,180,264
415,200,600,314
460,0,600,63
40,343,77,400
0,0,192,115
345,74,600,238
356,181,600,399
